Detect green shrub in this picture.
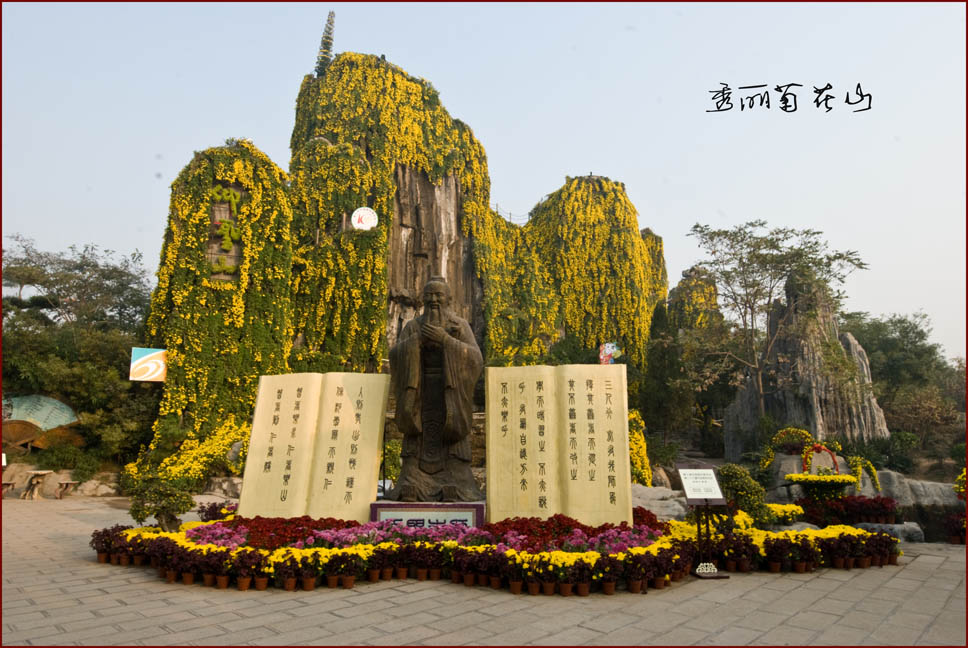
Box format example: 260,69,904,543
124,471,195,532
716,463,776,526
34,445,101,483
644,435,679,468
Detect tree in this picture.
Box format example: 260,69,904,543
315,11,335,77
2,235,159,465
3,234,150,334
838,311,955,408
688,221,866,418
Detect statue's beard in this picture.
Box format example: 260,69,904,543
427,304,442,326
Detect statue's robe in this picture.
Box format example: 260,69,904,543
387,308,484,501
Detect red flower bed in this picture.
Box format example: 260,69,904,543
228,515,359,550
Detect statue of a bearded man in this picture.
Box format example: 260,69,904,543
386,276,484,502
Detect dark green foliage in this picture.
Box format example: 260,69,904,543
839,311,956,407
644,435,679,468
34,445,101,483
2,236,160,466
641,302,695,441
716,463,776,526
833,429,918,474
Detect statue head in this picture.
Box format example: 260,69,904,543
422,276,451,311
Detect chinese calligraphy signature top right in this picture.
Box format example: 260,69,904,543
707,82,872,113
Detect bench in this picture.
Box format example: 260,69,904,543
56,481,80,499
1,482,14,498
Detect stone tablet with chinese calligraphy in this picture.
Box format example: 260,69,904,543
484,364,632,526
237,372,390,522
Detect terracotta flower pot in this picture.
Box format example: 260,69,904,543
254,576,269,590
110,554,120,565
527,581,540,595
395,567,408,580
489,576,501,590
450,570,462,584
120,555,131,567
238,576,252,591
367,569,380,583
738,558,751,573
282,577,296,591
948,536,961,545
670,570,683,581
165,569,177,583
626,579,643,594
429,568,441,581
541,581,556,595
150,556,160,569
382,568,394,581
300,576,315,591
725,559,736,572
576,582,590,596
888,554,898,565
216,575,230,589
601,581,616,595
871,555,882,567
651,577,666,590
509,580,523,594
340,575,355,589
203,573,215,587
793,561,806,574
416,568,428,581
463,573,476,586
768,562,781,573
97,553,108,564
476,573,488,587
559,582,573,596
181,572,195,585
879,554,890,567
845,557,855,570
326,574,339,588
157,566,167,579
133,555,145,567
857,556,871,569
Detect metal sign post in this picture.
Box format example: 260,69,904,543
677,464,729,580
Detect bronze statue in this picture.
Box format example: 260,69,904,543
386,276,484,502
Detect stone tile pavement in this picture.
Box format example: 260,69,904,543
2,497,965,645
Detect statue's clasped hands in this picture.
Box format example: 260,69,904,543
421,322,447,343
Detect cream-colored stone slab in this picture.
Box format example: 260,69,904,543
485,364,631,526
237,372,389,521
305,373,389,522
237,374,323,518
485,366,562,521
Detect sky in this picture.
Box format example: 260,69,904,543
3,3,965,359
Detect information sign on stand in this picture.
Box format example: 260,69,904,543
677,463,729,580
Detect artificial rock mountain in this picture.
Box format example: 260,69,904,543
724,275,889,461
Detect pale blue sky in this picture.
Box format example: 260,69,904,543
3,3,965,358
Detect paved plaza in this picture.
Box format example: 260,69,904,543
2,496,965,646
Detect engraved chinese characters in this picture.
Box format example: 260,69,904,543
386,277,485,502
237,372,389,522
485,365,632,526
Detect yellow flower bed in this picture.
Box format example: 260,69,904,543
766,503,804,525
784,474,857,485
